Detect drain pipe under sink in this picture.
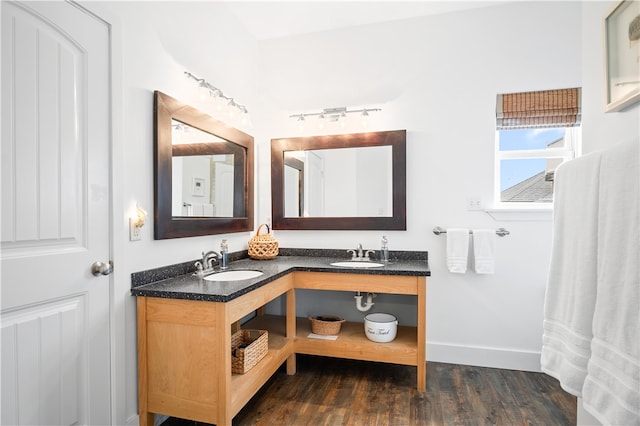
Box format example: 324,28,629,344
354,292,376,312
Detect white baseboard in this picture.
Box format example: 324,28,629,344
125,414,168,426
427,341,542,372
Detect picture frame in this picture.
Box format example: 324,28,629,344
192,177,205,197
603,0,640,112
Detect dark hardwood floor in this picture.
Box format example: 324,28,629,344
161,355,576,426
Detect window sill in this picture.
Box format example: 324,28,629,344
485,208,552,222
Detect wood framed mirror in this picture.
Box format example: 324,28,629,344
154,91,254,239
271,130,406,230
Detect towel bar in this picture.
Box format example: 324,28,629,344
432,226,510,237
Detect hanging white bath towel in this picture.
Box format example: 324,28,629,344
582,140,640,425
541,151,602,396
472,229,495,274
446,228,469,274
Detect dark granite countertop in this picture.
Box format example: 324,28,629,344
131,249,430,303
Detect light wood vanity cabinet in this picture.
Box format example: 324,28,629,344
137,271,427,426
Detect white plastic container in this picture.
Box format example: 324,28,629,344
364,313,398,343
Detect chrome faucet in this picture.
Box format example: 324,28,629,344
347,244,375,261
195,250,219,277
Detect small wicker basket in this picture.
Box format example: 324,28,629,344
309,315,345,335
231,329,268,374
248,224,279,260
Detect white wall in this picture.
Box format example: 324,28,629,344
83,1,640,424
256,1,582,372
92,2,259,424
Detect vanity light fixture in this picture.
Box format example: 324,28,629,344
290,106,381,131
184,71,251,127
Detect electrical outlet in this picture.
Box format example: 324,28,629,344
129,218,142,241
466,197,482,211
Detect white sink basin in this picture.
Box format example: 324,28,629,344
203,270,264,281
330,261,384,268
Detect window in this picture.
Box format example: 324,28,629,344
495,88,581,206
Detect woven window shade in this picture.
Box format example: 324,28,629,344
496,88,581,129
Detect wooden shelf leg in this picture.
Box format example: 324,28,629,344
287,353,297,375
286,288,297,375
137,298,154,426
417,277,427,391
417,362,426,392
216,305,233,426
139,412,153,426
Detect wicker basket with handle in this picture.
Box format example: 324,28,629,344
248,224,279,260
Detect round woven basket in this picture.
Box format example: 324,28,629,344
309,315,345,335
248,224,279,260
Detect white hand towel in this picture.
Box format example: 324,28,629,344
191,203,203,216
541,151,601,396
582,141,640,425
446,229,469,274
472,229,495,274
202,203,214,216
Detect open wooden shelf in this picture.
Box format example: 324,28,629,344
243,315,418,366
230,322,292,416
295,317,418,365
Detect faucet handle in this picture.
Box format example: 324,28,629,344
364,250,375,260
207,253,220,269
347,249,357,259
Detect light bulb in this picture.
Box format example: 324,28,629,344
339,112,348,129
215,96,225,111
241,111,252,127
198,81,210,101
297,115,305,131
361,110,370,128
227,100,243,121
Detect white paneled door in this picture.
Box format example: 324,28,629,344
1,1,112,425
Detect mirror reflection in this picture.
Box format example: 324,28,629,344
171,120,234,217
271,130,406,231
154,91,254,239
283,146,393,218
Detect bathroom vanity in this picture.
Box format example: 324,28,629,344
132,253,429,426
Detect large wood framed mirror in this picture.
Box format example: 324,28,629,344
271,130,406,230
154,91,254,239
